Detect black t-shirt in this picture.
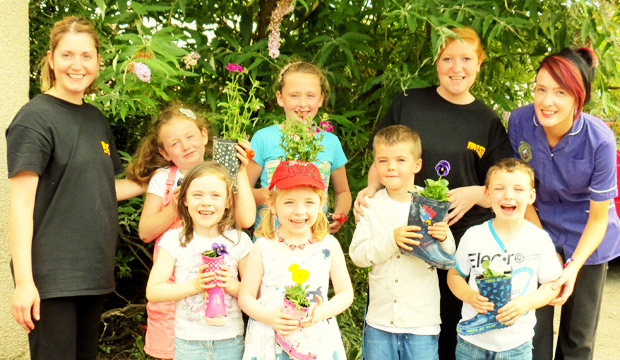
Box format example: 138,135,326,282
372,86,513,241
6,94,124,298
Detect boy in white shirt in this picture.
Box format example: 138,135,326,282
350,125,455,360
447,158,562,359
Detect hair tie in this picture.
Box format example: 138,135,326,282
179,107,196,120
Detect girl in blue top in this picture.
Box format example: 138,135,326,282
247,62,352,234
508,47,620,359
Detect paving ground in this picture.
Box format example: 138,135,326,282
553,257,620,359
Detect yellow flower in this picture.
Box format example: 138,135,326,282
288,264,309,285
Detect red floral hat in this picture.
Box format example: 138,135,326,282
269,160,325,190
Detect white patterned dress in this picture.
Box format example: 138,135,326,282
243,235,346,360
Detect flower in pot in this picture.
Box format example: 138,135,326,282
213,63,263,188
457,257,513,335
403,160,455,269
279,112,333,164
201,242,230,326
275,264,317,360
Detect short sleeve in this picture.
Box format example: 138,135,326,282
325,133,347,170
6,123,52,178
589,135,618,201
147,169,170,197
454,231,472,277
237,231,253,260
250,128,270,168
158,229,182,259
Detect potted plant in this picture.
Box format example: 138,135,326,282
403,160,455,269
201,242,229,326
457,257,513,335
275,264,317,360
214,63,263,189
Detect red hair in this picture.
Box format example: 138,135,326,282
538,48,597,120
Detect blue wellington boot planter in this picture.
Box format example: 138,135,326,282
402,192,455,269
457,275,512,336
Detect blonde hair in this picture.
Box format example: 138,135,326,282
438,26,487,64
256,187,329,242
373,125,422,160
485,158,535,189
40,16,100,93
274,61,331,107
176,162,238,247
125,102,209,185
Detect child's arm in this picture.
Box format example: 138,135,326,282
496,280,560,326
139,192,177,243
349,206,402,267
304,238,354,327
328,165,352,233
447,268,494,314
146,248,214,303
234,140,257,228
247,160,269,206
428,221,456,254
114,178,146,201
238,243,299,335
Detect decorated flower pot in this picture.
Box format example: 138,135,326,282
402,192,455,269
201,254,228,326
275,296,316,360
213,136,240,191
457,274,512,335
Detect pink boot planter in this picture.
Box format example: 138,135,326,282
201,243,229,326
275,264,317,360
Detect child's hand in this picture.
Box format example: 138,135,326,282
215,265,231,288
327,213,347,233
394,225,422,251
496,296,532,326
302,295,324,328
466,291,494,314
428,221,449,242
193,265,217,292
235,140,253,167
269,308,302,335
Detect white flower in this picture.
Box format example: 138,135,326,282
488,257,509,277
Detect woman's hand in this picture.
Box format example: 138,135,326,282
549,264,580,305
353,187,377,222
12,282,40,333
446,186,487,226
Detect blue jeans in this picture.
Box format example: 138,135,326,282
174,336,244,360
362,323,439,360
455,336,532,360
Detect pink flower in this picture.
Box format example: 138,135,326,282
133,62,151,82
226,63,244,73
320,120,333,133
267,0,295,58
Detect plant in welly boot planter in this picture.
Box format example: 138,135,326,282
201,242,230,326
214,63,263,189
275,264,317,360
457,257,513,336
403,160,455,269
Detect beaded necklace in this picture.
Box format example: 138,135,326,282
276,228,314,250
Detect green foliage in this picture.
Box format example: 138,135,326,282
284,284,312,310
28,0,620,357
279,113,331,162
418,178,450,202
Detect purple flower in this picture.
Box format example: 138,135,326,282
435,160,451,177
320,120,333,133
133,62,151,82
225,63,244,73
212,242,229,257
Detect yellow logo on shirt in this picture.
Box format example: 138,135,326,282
101,141,111,156
467,141,486,158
